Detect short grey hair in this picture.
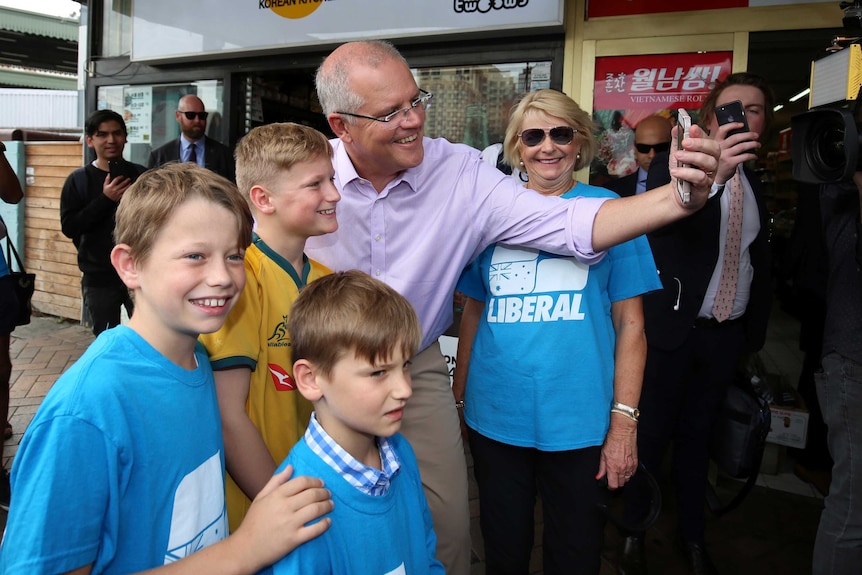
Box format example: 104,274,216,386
315,40,409,123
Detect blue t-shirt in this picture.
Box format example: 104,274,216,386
0,215,10,278
0,326,228,575
262,433,444,575
0,248,8,278
457,183,660,451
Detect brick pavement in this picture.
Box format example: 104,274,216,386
4,316,93,470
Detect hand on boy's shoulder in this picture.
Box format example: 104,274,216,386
234,465,332,569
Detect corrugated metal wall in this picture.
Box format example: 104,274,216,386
0,89,79,129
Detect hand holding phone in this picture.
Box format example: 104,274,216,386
676,108,692,204
715,100,749,138
108,159,127,182
104,160,133,202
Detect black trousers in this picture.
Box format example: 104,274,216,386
468,428,606,575
82,283,133,336
623,321,745,543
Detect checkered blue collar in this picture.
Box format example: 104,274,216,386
305,413,400,496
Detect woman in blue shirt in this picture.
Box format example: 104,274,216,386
452,90,660,575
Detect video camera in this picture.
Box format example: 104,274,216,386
791,1,862,183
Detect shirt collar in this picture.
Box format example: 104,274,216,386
305,412,400,496
332,139,360,187
180,135,200,151
332,138,419,194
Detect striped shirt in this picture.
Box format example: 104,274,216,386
305,413,401,496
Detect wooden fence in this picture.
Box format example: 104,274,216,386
23,141,84,321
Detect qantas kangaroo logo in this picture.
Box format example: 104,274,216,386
268,364,297,391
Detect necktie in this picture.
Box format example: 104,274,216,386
188,142,197,164
712,168,743,322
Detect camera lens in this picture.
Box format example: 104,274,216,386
811,126,846,170
803,113,854,181
792,107,862,183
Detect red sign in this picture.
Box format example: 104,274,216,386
590,52,732,180
588,0,746,18
595,52,733,113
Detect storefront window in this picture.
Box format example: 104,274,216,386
415,62,552,151
96,80,225,165
99,0,133,57
242,60,552,152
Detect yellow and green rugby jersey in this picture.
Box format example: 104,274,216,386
200,236,331,532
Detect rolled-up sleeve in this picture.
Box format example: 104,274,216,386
565,196,608,264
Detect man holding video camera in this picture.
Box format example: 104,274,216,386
808,173,862,573
619,73,774,575
788,17,862,567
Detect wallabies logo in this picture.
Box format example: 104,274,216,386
268,316,291,348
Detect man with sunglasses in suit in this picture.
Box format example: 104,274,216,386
607,115,673,198
147,95,235,182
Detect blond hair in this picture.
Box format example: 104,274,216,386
234,122,333,200
115,163,253,262
289,270,421,377
503,89,597,172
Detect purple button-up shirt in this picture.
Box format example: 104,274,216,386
305,137,608,351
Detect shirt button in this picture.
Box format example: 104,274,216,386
375,270,381,276
375,235,381,241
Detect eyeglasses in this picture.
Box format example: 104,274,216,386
518,126,576,147
178,111,209,121
337,90,433,128
634,141,671,154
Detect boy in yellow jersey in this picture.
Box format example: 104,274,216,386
200,123,340,531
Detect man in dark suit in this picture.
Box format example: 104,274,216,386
607,115,672,198
620,73,774,575
147,95,235,182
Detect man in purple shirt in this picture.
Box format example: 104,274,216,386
305,40,719,575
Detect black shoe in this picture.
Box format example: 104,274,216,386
618,534,648,575
0,469,9,511
680,540,718,575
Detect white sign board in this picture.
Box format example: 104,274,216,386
438,335,458,387
132,0,564,63
123,86,152,144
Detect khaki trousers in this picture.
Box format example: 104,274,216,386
401,341,471,575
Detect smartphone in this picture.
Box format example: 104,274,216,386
715,100,749,137
108,160,128,181
676,108,692,204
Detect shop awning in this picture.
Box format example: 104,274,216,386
0,67,76,90
0,6,79,40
